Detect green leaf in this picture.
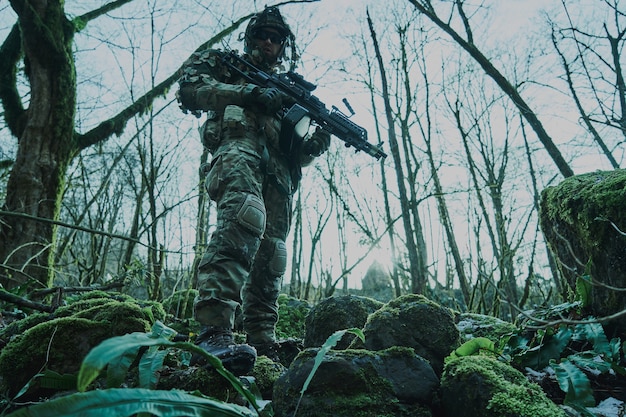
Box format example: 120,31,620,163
105,344,141,388
519,327,572,369
573,322,609,355
5,388,256,417
568,352,612,374
15,370,77,400
138,348,168,389
76,323,261,413
77,331,176,391
293,328,364,415
551,359,595,407
575,275,592,308
447,337,496,362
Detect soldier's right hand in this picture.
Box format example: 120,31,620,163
255,87,286,114
242,86,291,114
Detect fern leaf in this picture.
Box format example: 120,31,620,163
551,359,595,407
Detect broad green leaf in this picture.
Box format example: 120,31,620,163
5,388,256,417
150,320,178,340
519,327,572,369
551,359,595,407
105,344,141,388
573,322,609,355
447,337,495,362
77,331,177,391
15,370,77,400
76,324,260,413
575,276,592,308
568,352,612,373
138,348,168,389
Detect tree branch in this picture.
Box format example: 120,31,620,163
0,23,26,138
407,0,575,178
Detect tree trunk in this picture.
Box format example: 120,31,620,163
0,1,77,289
367,12,425,294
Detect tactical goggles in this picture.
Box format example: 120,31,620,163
252,28,285,45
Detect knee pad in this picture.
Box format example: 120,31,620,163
237,193,266,236
267,238,287,276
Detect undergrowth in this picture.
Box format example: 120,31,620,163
3,322,363,417
448,298,626,416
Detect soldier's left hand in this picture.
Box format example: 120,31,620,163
303,128,331,157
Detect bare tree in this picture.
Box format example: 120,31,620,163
367,9,429,294
405,0,574,178
549,0,624,167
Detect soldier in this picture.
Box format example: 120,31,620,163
177,6,330,375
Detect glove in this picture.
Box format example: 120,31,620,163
303,128,331,157
242,85,290,114
177,85,197,110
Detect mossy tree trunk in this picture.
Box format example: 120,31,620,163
0,0,173,290
1,0,80,289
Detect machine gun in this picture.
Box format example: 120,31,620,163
221,51,387,160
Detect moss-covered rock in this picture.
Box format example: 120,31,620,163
357,294,460,374
440,356,566,417
156,364,246,404
304,295,383,349
251,355,287,399
273,347,437,417
0,291,162,397
276,293,311,340
0,318,131,397
456,313,517,342
540,170,626,336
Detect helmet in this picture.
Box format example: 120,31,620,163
243,7,296,67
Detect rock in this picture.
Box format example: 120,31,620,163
540,170,626,337
272,346,438,417
0,292,160,398
456,312,517,342
304,295,383,349
440,355,567,417
357,294,459,374
276,294,311,340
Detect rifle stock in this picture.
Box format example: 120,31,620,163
222,51,387,160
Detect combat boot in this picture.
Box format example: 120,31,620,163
249,340,282,364
191,326,257,376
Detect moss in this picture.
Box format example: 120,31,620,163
0,318,111,396
138,299,166,323
70,301,151,333
57,292,165,326
442,356,565,417
541,170,626,245
251,355,286,398
361,294,459,374
276,293,310,339
0,292,162,397
305,295,382,349
540,170,626,333
456,313,517,342
0,312,51,341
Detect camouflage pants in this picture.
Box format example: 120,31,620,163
195,129,293,345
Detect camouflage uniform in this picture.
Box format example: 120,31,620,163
178,49,309,345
